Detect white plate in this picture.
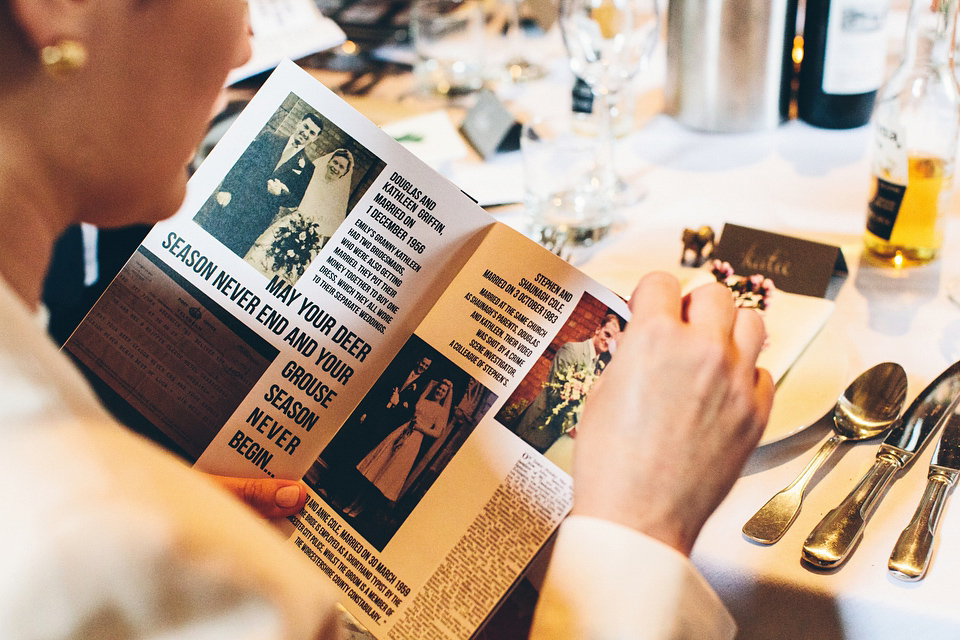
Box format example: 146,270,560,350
760,319,854,446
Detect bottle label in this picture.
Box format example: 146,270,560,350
866,177,906,240
872,121,908,178
572,77,593,114
822,0,890,95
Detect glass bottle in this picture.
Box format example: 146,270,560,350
798,0,892,129
863,0,960,265
570,77,636,138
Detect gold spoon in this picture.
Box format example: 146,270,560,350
742,362,908,545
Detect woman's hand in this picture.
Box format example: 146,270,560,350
207,475,308,519
572,272,774,556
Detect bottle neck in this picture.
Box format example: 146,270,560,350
903,0,958,69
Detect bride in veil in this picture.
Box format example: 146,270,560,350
354,379,454,507
244,148,355,284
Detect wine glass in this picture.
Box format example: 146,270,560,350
502,0,545,82
558,0,659,218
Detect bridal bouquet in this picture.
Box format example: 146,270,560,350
265,211,322,281
542,361,602,436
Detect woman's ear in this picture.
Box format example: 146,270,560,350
9,0,93,52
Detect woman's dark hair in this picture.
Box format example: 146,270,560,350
331,148,353,173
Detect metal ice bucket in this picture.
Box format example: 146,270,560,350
665,0,797,132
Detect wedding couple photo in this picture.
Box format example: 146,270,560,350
496,292,626,469
193,93,386,285
304,335,498,550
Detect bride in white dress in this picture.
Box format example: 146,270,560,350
356,379,454,503
244,148,354,284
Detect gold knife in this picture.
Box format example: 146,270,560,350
802,361,960,568
888,400,960,581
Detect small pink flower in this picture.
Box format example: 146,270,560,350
711,259,734,281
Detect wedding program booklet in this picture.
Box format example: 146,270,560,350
64,60,633,638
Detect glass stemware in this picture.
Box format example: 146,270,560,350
558,0,659,219
503,0,546,82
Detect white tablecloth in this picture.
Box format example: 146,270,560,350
378,17,960,634
561,109,960,639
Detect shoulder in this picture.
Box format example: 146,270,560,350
0,280,341,639
0,277,107,424
2,417,340,639
556,339,591,360
249,130,288,154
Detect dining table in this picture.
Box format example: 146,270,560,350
239,5,960,634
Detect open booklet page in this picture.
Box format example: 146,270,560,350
63,60,632,638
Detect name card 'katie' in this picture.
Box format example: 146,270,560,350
460,89,521,159
712,224,847,299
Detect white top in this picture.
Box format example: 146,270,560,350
533,517,735,640
0,274,733,639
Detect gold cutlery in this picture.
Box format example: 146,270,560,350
888,401,960,580
803,361,960,568
743,363,907,545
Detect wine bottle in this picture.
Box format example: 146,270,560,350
798,0,892,129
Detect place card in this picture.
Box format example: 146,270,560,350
381,110,470,169
459,89,522,159
712,223,847,299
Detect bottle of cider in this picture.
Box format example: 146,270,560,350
864,0,960,265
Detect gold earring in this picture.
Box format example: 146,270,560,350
40,40,88,76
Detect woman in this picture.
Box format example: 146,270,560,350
357,378,453,503
0,1,342,637
300,148,354,243
243,148,354,284
0,0,774,636
0,1,303,515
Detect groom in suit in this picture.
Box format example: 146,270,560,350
309,353,436,512
512,313,623,453
384,355,434,428
194,112,323,256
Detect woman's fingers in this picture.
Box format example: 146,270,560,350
733,307,767,367
573,271,777,555
753,366,776,429
629,272,683,321
684,281,737,339
208,475,307,519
